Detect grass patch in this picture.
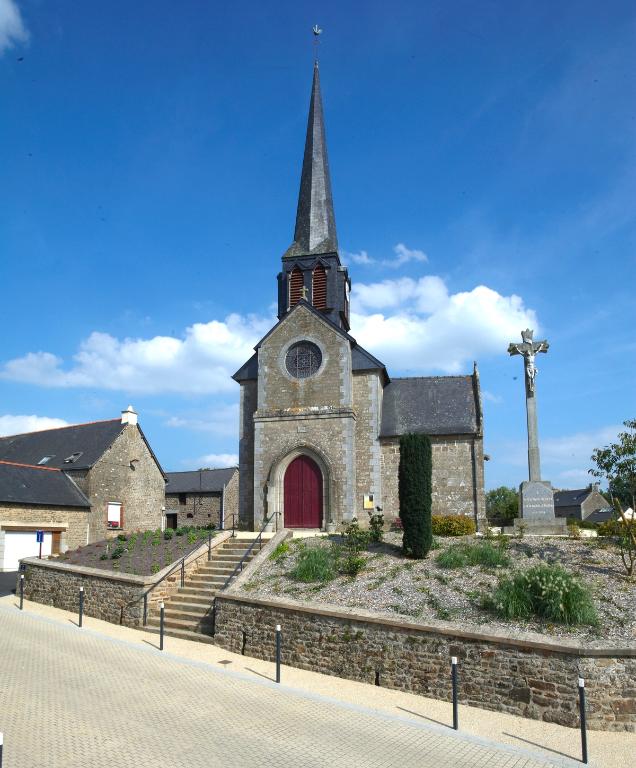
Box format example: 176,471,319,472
437,541,510,569
290,547,335,583
486,564,598,626
269,540,291,562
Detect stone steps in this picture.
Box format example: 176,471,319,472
144,536,258,642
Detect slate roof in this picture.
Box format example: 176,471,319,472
284,61,338,259
0,419,125,470
165,468,237,494
380,376,479,437
0,461,90,508
553,489,592,507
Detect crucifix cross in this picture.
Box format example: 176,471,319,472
300,286,309,301
507,328,549,394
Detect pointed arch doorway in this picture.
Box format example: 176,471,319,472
284,455,323,528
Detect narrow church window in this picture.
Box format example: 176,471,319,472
285,341,322,379
289,267,304,308
312,265,327,309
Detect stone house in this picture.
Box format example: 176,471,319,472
234,62,486,533
554,485,613,522
0,460,90,571
0,406,166,567
164,467,239,530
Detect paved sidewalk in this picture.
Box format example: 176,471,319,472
0,596,629,767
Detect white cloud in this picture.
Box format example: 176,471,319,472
187,453,239,469
342,243,428,269
0,414,69,437
165,404,238,436
351,280,537,374
492,425,621,487
343,249,375,265
384,243,428,268
1,272,540,390
0,0,28,55
1,313,272,395
482,391,503,404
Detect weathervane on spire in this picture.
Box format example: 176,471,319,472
312,24,322,62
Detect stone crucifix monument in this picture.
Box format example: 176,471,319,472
507,329,566,533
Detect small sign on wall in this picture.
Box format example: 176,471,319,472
363,494,375,510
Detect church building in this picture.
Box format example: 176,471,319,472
234,62,486,532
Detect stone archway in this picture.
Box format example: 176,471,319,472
265,446,332,531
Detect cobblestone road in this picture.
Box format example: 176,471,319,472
0,606,569,768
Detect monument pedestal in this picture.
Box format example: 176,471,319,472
505,480,568,535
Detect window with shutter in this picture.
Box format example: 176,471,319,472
312,265,327,309
289,268,304,308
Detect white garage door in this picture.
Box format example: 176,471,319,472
2,531,52,571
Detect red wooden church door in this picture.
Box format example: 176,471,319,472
284,455,323,528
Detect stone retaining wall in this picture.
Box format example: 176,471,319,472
213,593,636,732
19,531,232,626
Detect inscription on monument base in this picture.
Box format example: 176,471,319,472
520,480,555,521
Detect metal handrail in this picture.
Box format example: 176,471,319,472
218,511,276,593
123,529,217,625
221,512,238,537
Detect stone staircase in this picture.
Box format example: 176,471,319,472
145,537,259,644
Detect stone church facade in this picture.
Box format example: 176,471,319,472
234,62,485,532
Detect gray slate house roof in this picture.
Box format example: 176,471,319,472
0,419,165,476
380,376,481,437
554,489,595,507
0,461,89,508
165,468,237,494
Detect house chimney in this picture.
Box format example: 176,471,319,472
121,405,138,426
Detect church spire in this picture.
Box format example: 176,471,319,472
285,61,338,258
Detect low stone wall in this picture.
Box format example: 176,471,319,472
20,530,232,627
213,593,636,732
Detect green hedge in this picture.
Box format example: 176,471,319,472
431,515,476,536
398,433,432,559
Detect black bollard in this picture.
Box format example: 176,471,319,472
451,656,459,730
19,574,24,610
159,602,165,651
180,559,185,588
0,730,3,768
578,677,588,764
78,586,84,628
275,624,282,684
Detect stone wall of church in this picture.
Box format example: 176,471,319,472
352,372,383,521
239,381,257,529
251,305,356,529
380,435,485,525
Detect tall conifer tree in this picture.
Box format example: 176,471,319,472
398,433,433,558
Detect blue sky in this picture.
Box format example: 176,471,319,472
1,0,634,489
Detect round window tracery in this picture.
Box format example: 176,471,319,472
285,341,322,379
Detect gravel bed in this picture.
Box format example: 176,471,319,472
240,533,636,647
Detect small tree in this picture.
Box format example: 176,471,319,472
399,433,432,559
590,418,636,580
486,486,519,522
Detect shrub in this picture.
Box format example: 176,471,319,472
175,527,185,537
367,511,384,543
269,541,290,561
436,541,509,569
399,433,433,559
339,554,366,576
150,563,161,574
99,553,109,561
598,519,623,537
116,533,127,542
111,546,125,560
290,547,335,583
490,564,598,626
342,518,370,553
163,529,174,540
431,515,476,537
187,531,198,545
